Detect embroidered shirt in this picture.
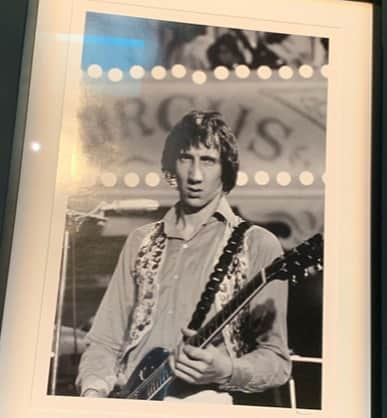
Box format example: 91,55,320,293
77,197,291,398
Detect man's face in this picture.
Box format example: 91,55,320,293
175,143,223,211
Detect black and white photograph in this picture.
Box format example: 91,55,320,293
0,1,376,418
47,9,327,410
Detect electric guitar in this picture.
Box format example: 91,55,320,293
109,233,323,401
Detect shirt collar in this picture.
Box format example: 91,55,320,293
162,196,238,239
214,196,239,226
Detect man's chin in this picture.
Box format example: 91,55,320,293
183,198,205,210
179,192,222,213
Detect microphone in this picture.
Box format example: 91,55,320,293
66,199,159,228
101,199,159,212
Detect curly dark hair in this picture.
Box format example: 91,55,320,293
161,111,239,193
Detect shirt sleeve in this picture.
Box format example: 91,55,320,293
219,226,292,393
75,228,145,396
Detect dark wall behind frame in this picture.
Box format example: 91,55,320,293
0,0,38,329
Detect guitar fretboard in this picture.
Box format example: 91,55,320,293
185,238,319,349
186,265,270,348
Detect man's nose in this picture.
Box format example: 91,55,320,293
188,161,203,182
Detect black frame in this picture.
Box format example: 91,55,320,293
0,0,39,328
0,0,27,322
373,1,386,418
0,0,384,417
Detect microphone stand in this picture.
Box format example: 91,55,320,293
50,207,107,395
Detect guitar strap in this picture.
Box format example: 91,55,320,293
187,220,253,332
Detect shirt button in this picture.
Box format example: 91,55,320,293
173,274,178,280
168,309,174,315
182,243,189,249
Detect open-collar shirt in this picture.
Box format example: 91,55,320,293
77,197,291,398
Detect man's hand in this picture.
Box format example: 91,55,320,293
170,328,232,385
82,388,105,397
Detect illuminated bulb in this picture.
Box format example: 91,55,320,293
276,171,292,186
236,171,248,186
129,65,145,79
235,65,250,79
299,171,315,186
299,65,314,79
151,65,167,80
278,66,294,80
100,172,117,187
254,171,270,185
214,66,229,80
108,68,123,82
192,71,207,85
145,172,160,187
124,172,140,188
87,64,103,79
321,64,329,78
257,66,272,80
171,64,186,78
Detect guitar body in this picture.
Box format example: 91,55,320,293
110,347,171,400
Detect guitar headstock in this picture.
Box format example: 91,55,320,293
268,234,324,285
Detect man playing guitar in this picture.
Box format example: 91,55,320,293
76,111,291,403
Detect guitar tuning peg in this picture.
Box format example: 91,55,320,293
291,275,298,285
316,263,323,271
304,269,310,278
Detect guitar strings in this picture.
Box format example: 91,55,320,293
127,358,173,399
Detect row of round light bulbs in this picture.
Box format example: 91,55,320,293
95,170,325,188
28,144,324,188
86,63,329,84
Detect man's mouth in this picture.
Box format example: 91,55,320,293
187,187,202,196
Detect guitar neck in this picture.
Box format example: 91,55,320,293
186,234,323,349
187,266,271,348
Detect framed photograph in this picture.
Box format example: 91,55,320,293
0,0,377,418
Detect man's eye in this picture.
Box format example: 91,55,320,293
178,154,190,162
201,158,217,166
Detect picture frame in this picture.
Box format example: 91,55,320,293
2,2,383,417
